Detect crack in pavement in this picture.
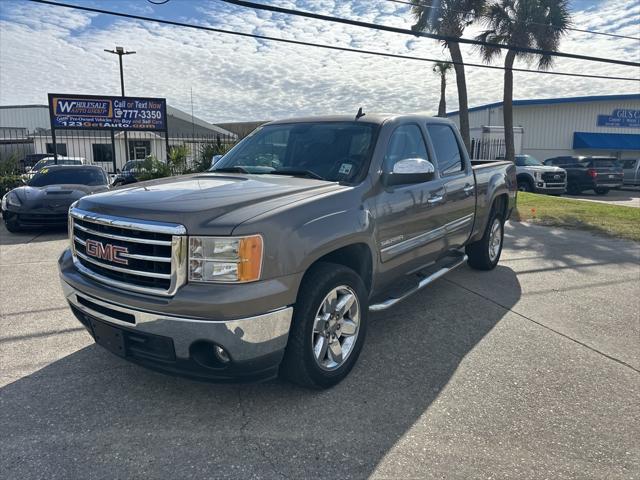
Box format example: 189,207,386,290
236,388,289,480
444,278,640,374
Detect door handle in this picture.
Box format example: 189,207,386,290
463,184,475,193
427,195,444,205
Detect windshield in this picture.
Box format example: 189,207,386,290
32,158,81,171
515,155,543,167
122,160,143,172
28,167,107,187
212,122,378,182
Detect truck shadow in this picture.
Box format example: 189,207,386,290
0,266,521,479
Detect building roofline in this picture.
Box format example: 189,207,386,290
447,94,640,117
0,104,49,109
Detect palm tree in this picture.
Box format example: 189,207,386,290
476,0,571,162
411,0,487,151
433,61,452,117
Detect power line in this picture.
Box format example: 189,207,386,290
386,0,640,41
28,0,639,82
219,0,640,67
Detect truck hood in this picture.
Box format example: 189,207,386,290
522,165,565,173
76,173,347,235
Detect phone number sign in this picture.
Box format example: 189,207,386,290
48,94,167,131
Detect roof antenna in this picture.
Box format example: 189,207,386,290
355,107,365,120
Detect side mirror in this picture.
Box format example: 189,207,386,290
382,158,435,186
211,155,223,166
116,168,121,174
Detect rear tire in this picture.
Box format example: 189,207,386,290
280,262,368,389
594,188,609,195
466,208,504,271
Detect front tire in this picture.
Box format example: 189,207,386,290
3,218,21,233
281,262,368,389
517,178,534,193
594,187,609,195
466,209,504,271
566,182,582,195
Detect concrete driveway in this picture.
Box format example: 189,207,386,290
566,186,640,208
1,222,638,479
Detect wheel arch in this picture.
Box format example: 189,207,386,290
302,242,374,294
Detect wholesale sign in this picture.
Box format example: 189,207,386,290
596,109,640,128
48,94,167,131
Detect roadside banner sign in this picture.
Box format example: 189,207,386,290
48,93,167,131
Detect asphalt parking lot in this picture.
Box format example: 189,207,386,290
1,221,639,479
568,186,640,208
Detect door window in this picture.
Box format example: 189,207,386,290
427,124,463,175
383,124,429,172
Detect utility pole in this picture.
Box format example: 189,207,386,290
104,46,136,165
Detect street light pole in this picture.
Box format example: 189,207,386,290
105,46,136,164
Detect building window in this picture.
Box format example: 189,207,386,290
92,144,113,164
128,140,151,160
46,143,67,156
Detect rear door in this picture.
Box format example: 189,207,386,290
425,123,475,249
621,159,639,185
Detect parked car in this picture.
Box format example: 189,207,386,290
2,165,109,232
512,154,566,194
111,160,146,187
19,153,50,173
619,158,640,187
23,156,85,181
544,156,623,195
58,114,516,388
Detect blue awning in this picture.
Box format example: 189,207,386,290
573,132,640,151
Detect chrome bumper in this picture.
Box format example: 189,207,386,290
60,280,293,362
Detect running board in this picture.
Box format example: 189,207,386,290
369,254,468,312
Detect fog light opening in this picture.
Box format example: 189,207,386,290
214,345,231,363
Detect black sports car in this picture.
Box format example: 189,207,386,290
1,165,110,232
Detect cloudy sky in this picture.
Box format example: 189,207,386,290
0,0,638,123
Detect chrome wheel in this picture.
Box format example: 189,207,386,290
488,218,502,262
311,285,360,371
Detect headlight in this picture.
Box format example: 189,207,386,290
3,191,21,208
188,235,263,283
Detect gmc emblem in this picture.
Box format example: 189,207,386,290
554,174,560,180
85,239,129,265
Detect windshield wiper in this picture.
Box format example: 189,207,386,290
270,169,326,181
212,166,251,174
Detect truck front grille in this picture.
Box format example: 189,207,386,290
542,172,566,183
69,207,187,296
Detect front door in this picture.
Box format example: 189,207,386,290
375,123,449,273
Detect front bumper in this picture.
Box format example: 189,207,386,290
2,208,68,227
534,184,566,194
60,280,293,382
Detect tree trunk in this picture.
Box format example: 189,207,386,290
503,50,516,163
438,73,446,117
447,41,470,151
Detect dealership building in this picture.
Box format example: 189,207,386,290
448,93,640,161
0,104,236,170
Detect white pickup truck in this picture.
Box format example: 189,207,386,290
513,154,566,195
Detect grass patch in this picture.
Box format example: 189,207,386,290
514,192,640,242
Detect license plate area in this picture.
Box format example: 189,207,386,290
91,319,126,357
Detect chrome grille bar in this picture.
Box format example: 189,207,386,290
75,251,172,279
74,222,173,246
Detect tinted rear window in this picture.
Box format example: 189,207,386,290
586,159,617,168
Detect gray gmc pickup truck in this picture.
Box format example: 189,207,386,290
58,114,516,388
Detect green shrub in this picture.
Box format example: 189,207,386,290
193,141,235,172
137,155,172,181
0,175,24,194
0,153,20,176
168,144,190,175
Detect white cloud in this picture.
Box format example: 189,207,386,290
0,0,638,123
